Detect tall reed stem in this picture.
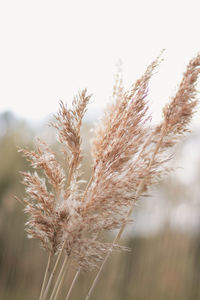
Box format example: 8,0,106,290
39,255,52,300
42,160,76,300
65,268,81,300
54,259,70,300
42,242,67,300
49,255,69,300
64,173,94,298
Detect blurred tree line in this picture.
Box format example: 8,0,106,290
0,111,200,300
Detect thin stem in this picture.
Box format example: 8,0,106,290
85,126,167,300
49,256,69,300
39,255,52,300
43,161,73,300
64,173,94,299
81,174,94,202
65,268,81,300
54,259,70,300
42,242,67,300
66,163,74,191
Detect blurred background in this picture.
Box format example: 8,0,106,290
1,0,200,299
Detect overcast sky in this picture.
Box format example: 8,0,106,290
0,0,200,123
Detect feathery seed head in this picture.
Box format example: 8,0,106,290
18,54,200,269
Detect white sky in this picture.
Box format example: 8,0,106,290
0,0,200,123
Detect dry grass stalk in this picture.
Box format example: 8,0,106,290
84,53,200,299
18,89,125,299
18,53,200,300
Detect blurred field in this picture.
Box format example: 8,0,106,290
1,111,200,300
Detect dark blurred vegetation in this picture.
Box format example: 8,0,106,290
0,111,200,300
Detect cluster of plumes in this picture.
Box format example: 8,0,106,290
19,54,200,269
19,90,123,268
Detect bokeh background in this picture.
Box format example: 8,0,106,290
1,0,200,299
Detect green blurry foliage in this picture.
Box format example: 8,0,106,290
0,112,35,299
